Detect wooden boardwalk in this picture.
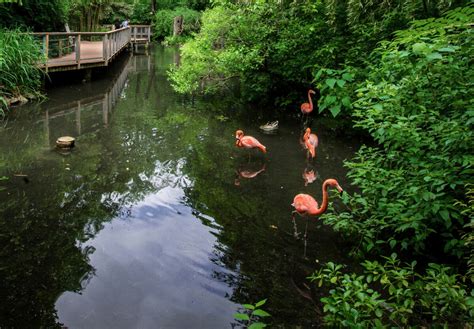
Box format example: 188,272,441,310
33,25,151,72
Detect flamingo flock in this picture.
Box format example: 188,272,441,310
234,89,344,227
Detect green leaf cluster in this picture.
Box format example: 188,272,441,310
153,6,201,40
234,298,271,328
309,255,474,327
323,6,474,256
314,68,354,117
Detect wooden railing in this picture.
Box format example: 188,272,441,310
32,27,134,71
130,25,151,43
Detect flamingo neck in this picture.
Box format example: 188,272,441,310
307,91,313,110
311,181,330,215
303,131,309,141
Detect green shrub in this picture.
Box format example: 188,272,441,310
322,6,474,256
0,29,44,116
309,255,474,327
153,7,201,40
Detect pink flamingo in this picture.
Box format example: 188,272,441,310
235,130,267,153
300,89,316,117
303,128,318,159
292,179,343,218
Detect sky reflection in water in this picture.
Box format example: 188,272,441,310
0,46,361,328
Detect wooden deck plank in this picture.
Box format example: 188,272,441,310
47,41,103,66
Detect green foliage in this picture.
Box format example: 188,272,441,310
66,0,114,31
322,7,474,256
234,299,271,328
0,0,67,31
456,185,474,279
170,0,467,104
168,2,288,99
0,176,7,191
153,6,201,40
0,29,43,116
314,68,355,117
309,255,474,327
102,1,133,24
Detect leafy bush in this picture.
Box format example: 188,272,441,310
0,29,44,115
309,255,474,327
169,0,466,105
0,0,67,32
153,7,201,40
322,6,474,256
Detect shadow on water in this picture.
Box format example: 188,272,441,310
0,45,362,328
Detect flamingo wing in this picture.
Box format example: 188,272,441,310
240,136,266,153
292,194,319,214
301,103,312,114
309,134,318,148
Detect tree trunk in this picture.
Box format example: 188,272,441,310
173,16,183,36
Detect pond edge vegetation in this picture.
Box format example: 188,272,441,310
168,1,474,327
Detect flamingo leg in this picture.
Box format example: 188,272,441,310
303,217,309,259
292,211,300,238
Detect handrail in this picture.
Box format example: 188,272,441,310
31,27,130,36
30,25,151,71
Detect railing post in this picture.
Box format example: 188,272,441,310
147,26,151,42
75,34,81,69
58,39,63,57
103,34,108,65
43,34,49,69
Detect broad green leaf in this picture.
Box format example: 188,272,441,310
438,47,455,52
342,72,353,81
342,96,351,107
233,313,250,321
326,78,337,88
249,323,267,329
252,309,271,317
426,52,442,60
330,105,341,117
439,210,449,221
336,79,345,88
412,42,428,54
242,304,255,310
255,299,267,307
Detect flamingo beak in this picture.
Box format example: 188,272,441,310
337,185,344,194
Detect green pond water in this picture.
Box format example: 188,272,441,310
0,46,362,328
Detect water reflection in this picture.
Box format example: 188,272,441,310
234,161,266,186
302,166,318,186
0,46,362,328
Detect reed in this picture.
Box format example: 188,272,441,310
0,29,44,116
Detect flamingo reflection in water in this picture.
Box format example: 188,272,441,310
302,167,318,186
234,163,266,186
303,127,319,160
291,179,343,257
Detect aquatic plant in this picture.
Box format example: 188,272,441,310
233,299,271,329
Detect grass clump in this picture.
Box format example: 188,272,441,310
0,29,44,116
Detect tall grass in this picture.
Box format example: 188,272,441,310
0,29,44,116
